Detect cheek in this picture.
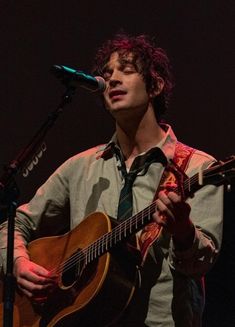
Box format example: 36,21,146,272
134,87,150,104
134,80,149,97
103,92,110,104
102,94,111,110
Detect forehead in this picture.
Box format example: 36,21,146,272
105,51,134,68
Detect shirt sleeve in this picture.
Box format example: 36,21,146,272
0,159,71,273
168,151,224,278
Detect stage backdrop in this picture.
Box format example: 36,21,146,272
0,1,234,326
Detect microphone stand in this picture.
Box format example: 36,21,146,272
1,84,76,327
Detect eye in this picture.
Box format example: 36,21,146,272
123,65,136,74
103,70,112,81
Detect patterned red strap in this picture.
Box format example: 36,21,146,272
139,142,195,262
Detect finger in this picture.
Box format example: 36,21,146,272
154,198,177,232
17,269,56,290
167,191,182,203
167,192,191,216
156,198,175,220
158,192,174,211
164,183,178,193
30,265,52,278
152,211,169,228
17,284,34,298
26,263,57,281
18,270,54,285
18,284,52,304
17,276,55,291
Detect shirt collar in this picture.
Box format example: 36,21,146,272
157,123,178,161
96,124,178,162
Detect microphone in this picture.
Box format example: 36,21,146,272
51,65,106,92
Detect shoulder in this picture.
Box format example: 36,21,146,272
175,141,217,176
71,144,106,160
176,141,215,163
191,147,216,169
187,147,217,177
53,144,108,175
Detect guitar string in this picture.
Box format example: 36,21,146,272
44,164,230,275
49,172,203,276
50,169,224,276
52,161,230,273
49,201,155,275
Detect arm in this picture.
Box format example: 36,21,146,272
0,159,71,300
153,154,224,278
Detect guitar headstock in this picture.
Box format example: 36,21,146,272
203,155,235,187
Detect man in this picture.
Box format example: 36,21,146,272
0,34,223,326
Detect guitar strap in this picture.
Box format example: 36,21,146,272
139,141,195,262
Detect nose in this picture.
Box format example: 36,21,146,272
108,70,122,87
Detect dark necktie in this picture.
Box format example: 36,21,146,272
117,169,139,220
116,148,167,221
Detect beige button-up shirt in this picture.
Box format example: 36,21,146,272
0,125,223,326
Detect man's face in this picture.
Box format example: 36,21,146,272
102,52,151,117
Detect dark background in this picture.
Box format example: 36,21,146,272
0,1,234,326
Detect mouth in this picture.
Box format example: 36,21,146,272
109,89,127,100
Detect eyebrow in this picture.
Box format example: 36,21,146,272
120,57,134,65
102,57,137,73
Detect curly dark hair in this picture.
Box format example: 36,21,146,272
92,33,174,120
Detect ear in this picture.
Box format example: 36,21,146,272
149,76,165,98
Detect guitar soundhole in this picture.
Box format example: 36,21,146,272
61,249,85,288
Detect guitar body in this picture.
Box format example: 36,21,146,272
0,212,138,327
1,156,234,326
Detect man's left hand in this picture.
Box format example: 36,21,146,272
153,190,195,250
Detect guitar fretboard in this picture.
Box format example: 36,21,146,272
52,157,234,276
66,169,204,270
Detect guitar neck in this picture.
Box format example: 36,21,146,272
69,155,235,269
85,170,204,264
83,154,235,266
54,156,234,276
84,203,155,264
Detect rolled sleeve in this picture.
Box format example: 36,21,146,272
169,183,223,277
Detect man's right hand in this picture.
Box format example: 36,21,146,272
13,257,58,303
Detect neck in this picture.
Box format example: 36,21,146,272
115,107,166,161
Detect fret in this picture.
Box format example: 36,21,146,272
88,247,91,263
109,233,112,248
101,236,104,254
114,228,117,244
84,249,88,266
124,220,127,238
93,244,97,259
97,240,100,256
119,225,122,241
92,243,95,260
54,156,235,279
77,166,225,266
135,215,138,229
141,210,144,226
90,247,93,263
86,248,89,264
88,245,92,262
91,244,94,261
105,235,108,251
148,205,152,222
129,219,132,234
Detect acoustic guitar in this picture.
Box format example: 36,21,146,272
0,156,234,326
